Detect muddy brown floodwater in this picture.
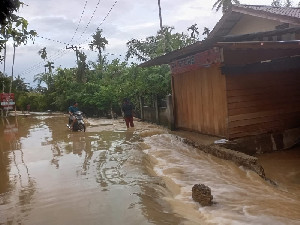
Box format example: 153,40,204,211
0,113,299,225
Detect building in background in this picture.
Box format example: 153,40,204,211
141,5,300,153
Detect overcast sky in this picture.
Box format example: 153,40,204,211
2,0,276,86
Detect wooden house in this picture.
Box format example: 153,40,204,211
141,5,300,140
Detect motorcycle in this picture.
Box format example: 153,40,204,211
67,111,86,132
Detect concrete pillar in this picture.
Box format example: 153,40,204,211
166,94,175,130
154,95,159,124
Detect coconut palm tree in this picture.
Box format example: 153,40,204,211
38,47,47,73
285,0,292,6
213,0,240,13
89,28,108,65
9,42,16,94
271,0,281,6
271,0,295,7
188,24,199,39
38,47,47,60
33,72,49,89
2,33,8,75
44,61,54,74
202,27,211,39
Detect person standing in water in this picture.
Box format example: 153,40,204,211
26,104,30,114
122,98,134,128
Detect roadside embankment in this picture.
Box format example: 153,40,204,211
171,130,274,184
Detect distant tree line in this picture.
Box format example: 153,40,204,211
1,21,205,116
29,25,203,117
1,0,298,116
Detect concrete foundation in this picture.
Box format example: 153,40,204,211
221,127,300,155
172,130,279,184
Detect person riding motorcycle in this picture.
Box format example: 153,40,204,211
68,102,79,129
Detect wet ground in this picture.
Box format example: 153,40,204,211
0,113,299,225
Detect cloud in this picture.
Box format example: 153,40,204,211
2,0,274,85
119,22,157,33
30,16,76,32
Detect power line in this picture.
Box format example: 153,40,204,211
98,0,118,29
36,35,70,45
19,0,120,78
21,0,100,76
74,0,102,45
27,0,118,53
79,0,119,47
20,49,67,76
70,0,89,43
19,0,91,77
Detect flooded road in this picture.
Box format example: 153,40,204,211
0,114,299,225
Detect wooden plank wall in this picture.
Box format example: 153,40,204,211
226,70,300,139
172,65,228,137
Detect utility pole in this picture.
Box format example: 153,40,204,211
158,0,163,30
66,45,80,63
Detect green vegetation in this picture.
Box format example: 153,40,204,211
212,0,240,13
1,22,200,116
2,0,298,116
0,0,36,114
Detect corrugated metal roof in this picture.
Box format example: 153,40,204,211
238,5,300,18
209,5,300,39
140,5,300,68
139,32,300,67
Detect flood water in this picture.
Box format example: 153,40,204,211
0,113,299,225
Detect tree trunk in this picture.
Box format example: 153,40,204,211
3,42,6,75
9,43,16,94
99,50,102,65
